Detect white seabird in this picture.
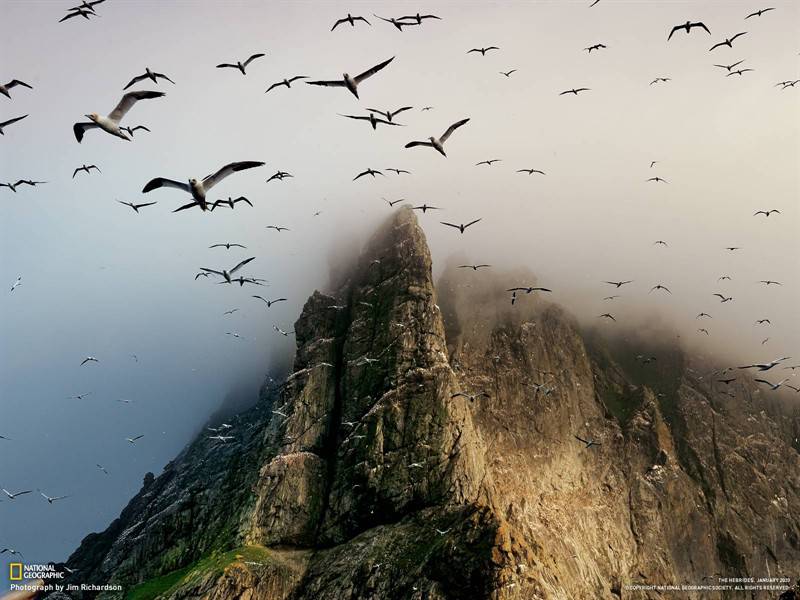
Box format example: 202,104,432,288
123,67,175,90
73,90,165,142
404,118,470,157
306,56,395,99
141,161,265,212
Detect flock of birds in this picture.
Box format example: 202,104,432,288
1,1,798,565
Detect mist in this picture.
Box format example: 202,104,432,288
1,0,798,589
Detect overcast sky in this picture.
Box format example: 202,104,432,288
1,0,798,588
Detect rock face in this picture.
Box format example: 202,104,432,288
60,207,800,600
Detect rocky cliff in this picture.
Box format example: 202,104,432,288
57,207,800,600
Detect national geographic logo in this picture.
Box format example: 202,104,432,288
8,563,64,581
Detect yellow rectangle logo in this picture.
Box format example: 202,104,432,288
9,563,23,581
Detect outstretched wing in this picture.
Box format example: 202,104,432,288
108,90,165,122
122,73,147,90
142,178,190,193
244,53,266,67
73,121,99,142
6,79,33,90
440,118,470,142
440,222,461,230
404,140,434,148
463,218,482,229
306,79,346,88
230,256,256,274
202,161,265,190
354,56,395,83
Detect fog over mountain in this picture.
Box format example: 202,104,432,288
0,0,797,593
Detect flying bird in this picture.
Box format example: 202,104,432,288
697,313,712,319
507,286,552,294
467,47,499,56
709,33,747,51
59,7,96,22
73,91,164,142
210,242,246,250
441,219,481,234
80,356,99,366
754,209,780,217
714,60,745,71
517,168,545,175
331,14,371,30
200,257,256,283
647,177,668,183
412,204,440,213
738,357,790,371
2,488,32,499
306,56,395,99
267,171,293,182
384,197,405,206
726,69,754,77
650,77,671,85
40,492,69,504
451,391,490,402
366,106,413,122
373,14,420,31
210,196,253,211
559,88,590,96
265,76,309,93
585,43,607,52
0,114,28,135
266,225,290,232
458,264,491,271
117,200,156,213
125,435,144,444
216,53,266,75
68,392,92,400
404,118,470,157
10,276,22,292
398,13,441,25
668,21,711,40
123,68,175,90
713,293,733,302
654,240,668,246
354,168,385,180
476,159,502,166
756,319,771,325
96,464,108,475
759,280,782,286
754,378,795,391
604,280,633,288
599,314,616,321
340,113,402,130
745,8,775,19
650,285,672,293
698,328,710,335
385,168,411,175
142,161,265,212
0,79,33,99
574,435,601,449
273,325,294,336
73,164,100,178
119,125,151,137
252,296,287,307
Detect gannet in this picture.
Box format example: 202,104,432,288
307,56,395,99
265,76,308,93
200,257,256,283
142,161,265,211
404,118,470,156
73,90,164,142
216,53,266,75
123,68,175,90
